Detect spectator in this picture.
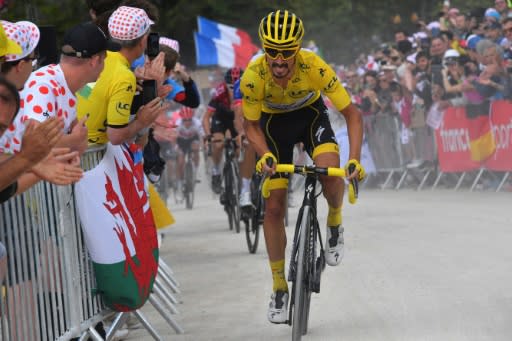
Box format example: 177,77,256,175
453,12,471,40
0,20,84,190
442,49,464,99
394,28,409,43
1,22,111,155
77,6,169,146
360,71,379,114
0,20,39,90
494,0,512,18
159,38,200,108
501,17,512,50
483,21,505,46
485,8,502,23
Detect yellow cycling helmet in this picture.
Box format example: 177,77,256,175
258,10,304,48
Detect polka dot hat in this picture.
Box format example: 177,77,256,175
159,37,180,53
1,20,39,62
108,6,154,41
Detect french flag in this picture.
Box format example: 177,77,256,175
194,16,259,68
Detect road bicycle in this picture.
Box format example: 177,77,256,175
262,163,358,340
212,137,242,233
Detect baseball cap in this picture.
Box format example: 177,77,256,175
485,8,501,21
62,22,120,58
108,6,154,41
466,34,483,51
1,20,40,62
0,24,22,57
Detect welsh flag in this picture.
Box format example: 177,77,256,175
75,143,159,311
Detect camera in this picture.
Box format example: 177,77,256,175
146,32,160,58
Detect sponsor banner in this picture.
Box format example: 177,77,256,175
486,101,512,171
435,102,512,172
435,107,480,172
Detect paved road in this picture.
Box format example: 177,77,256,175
127,176,512,341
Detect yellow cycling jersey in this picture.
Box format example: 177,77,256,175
241,49,351,120
77,51,136,145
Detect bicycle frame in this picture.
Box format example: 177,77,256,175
261,163,356,340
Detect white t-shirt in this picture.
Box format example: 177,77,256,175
0,64,77,153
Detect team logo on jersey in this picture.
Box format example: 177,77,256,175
319,68,326,77
315,126,326,142
116,102,130,115
324,76,339,91
299,63,310,71
289,89,311,99
292,77,300,83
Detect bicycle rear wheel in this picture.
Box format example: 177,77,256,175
184,160,195,209
291,206,313,340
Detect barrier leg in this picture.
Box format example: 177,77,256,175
158,258,180,288
454,172,467,191
470,168,486,192
87,325,104,341
157,266,180,294
381,170,395,189
395,170,408,190
105,312,129,341
155,277,179,304
148,295,184,334
496,172,509,192
417,170,432,191
133,310,162,341
153,286,179,314
432,171,443,189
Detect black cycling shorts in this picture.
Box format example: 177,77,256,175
260,97,338,179
210,111,238,137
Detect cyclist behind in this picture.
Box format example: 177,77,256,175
202,67,244,194
231,73,257,209
241,10,365,323
175,106,203,193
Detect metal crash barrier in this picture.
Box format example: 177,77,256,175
0,145,183,340
363,102,511,192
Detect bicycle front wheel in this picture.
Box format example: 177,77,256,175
291,206,313,341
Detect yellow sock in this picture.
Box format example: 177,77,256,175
270,259,288,293
327,205,342,227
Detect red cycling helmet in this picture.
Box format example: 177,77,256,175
179,106,194,120
224,67,244,85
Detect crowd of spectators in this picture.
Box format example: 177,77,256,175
0,0,199,339
335,2,512,171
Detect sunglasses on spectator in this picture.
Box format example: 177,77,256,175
182,118,192,122
263,46,299,60
390,56,400,61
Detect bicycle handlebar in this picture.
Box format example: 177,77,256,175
262,163,358,204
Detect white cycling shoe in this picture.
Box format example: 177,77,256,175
325,226,344,266
240,190,252,208
267,291,288,324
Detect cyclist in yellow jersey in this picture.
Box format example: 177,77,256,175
241,9,366,324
